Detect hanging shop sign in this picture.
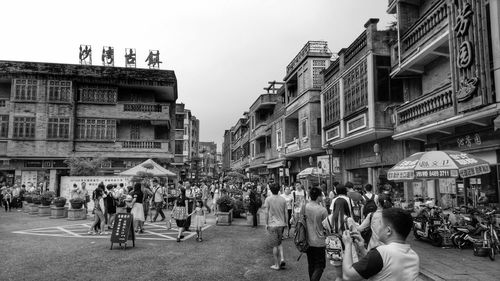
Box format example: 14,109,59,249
450,1,493,112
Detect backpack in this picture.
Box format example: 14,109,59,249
325,217,347,264
293,204,309,260
363,194,377,216
352,199,362,223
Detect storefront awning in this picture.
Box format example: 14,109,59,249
267,161,284,169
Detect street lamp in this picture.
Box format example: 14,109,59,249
325,143,335,192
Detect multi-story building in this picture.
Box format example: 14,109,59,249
247,83,279,182
388,0,500,206
222,130,232,172
230,113,250,174
321,19,404,194
282,41,332,180
0,60,177,190
199,141,217,180
172,103,199,180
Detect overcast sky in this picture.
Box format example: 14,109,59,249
1,0,393,151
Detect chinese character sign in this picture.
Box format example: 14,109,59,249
125,48,136,68
79,45,92,65
101,46,114,66
145,50,162,69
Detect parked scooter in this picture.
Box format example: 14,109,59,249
413,205,450,247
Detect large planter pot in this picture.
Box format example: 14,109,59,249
41,199,52,206
53,198,67,208
216,209,233,226
22,201,29,213
50,206,68,219
38,205,51,216
70,202,84,210
28,203,39,215
67,208,86,221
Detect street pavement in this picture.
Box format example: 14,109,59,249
1,208,499,280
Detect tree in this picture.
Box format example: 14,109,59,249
64,157,107,176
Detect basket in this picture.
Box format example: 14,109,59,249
473,243,489,257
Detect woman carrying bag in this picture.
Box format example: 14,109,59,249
172,187,189,242
356,194,392,251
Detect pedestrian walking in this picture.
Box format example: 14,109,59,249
342,208,420,280
292,182,307,223
105,184,117,230
88,188,107,235
304,187,328,281
330,184,353,217
357,193,392,250
184,181,195,232
189,200,207,242
142,184,153,223
346,182,363,223
173,187,188,242
3,188,12,211
263,183,288,271
130,183,146,233
249,185,262,227
281,186,293,238
212,185,220,214
152,178,166,222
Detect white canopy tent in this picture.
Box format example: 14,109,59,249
117,159,176,178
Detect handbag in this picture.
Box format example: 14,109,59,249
85,194,90,203
360,212,373,243
172,206,187,220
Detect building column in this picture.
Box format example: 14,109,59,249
490,0,500,102
367,54,375,128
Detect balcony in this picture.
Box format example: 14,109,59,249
252,121,269,139
395,84,454,133
399,0,448,65
74,139,172,158
285,41,331,79
284,138,301,155
250,94,277,112
77,102,170,121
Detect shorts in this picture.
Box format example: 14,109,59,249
268,226,285,247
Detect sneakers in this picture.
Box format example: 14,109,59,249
270,265,280,270
100,231,109,235
87,231,95,235
280,260,286,269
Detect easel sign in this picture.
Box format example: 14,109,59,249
110,213,135,250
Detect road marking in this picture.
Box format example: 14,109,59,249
57,226,82,237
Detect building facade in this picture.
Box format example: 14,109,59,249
0,60,177,191
172,103,199,180
198,141,217,180
388,0,500,206
321,19,405,195
229,113,250,174
222,129,232,172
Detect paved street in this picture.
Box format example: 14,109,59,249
1,210,499,280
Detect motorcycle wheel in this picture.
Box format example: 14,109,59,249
431,233,443,247
451,233,460,248
473,244,479,256
413,229,421,240
489,247,495,261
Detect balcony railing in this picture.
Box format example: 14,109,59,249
286,41,331,76
400,0,448,56
396,84,453,125
285,139,301,154
121,140,163,149
123,104,163,112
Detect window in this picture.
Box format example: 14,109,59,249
14,79,38,101
184,126,188,135
76,119,116,140
346,114,367,134
79,87,117,104
13,117,36,138
276,130,282,149
251,142,255,158
301,118,308,139
47,118,70,139
0,115,8,138
175,140,183,154
184,141,188,151
175,115,184,129
47,80,72,102
326,126,340,141
130,123,140,140
317,118,321,135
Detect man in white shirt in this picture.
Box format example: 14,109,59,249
151,178,166,222
342,208,420,281
264,183,288,270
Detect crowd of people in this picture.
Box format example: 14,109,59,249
261,180,420,281
0,183,41,212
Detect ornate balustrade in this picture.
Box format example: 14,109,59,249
396,84,453,125
123,104,163,112
121,140,163,149
401,0,448,57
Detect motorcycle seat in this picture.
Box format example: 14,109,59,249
456,227,469,233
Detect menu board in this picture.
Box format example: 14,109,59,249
110,213,135,249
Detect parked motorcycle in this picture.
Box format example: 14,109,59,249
413,206,450,247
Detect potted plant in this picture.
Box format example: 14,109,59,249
24,193,33,204
32,195,42,205
41,191,56,206
53,197,67,208
232,199,245,218
69,198,85,209
216,195,234,225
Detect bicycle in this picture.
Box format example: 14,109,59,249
473,209,500,261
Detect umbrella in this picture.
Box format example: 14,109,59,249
118,159,176,177
387,151,491,181
297,167,329,179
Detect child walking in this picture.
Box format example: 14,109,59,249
189,200,207,242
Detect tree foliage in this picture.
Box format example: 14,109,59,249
64,157,107,176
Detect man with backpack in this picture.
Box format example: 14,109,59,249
304,187,328,281
152,178,166,222
346,182,363,223
362,184,378,218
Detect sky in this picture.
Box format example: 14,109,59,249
0,0,394,151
